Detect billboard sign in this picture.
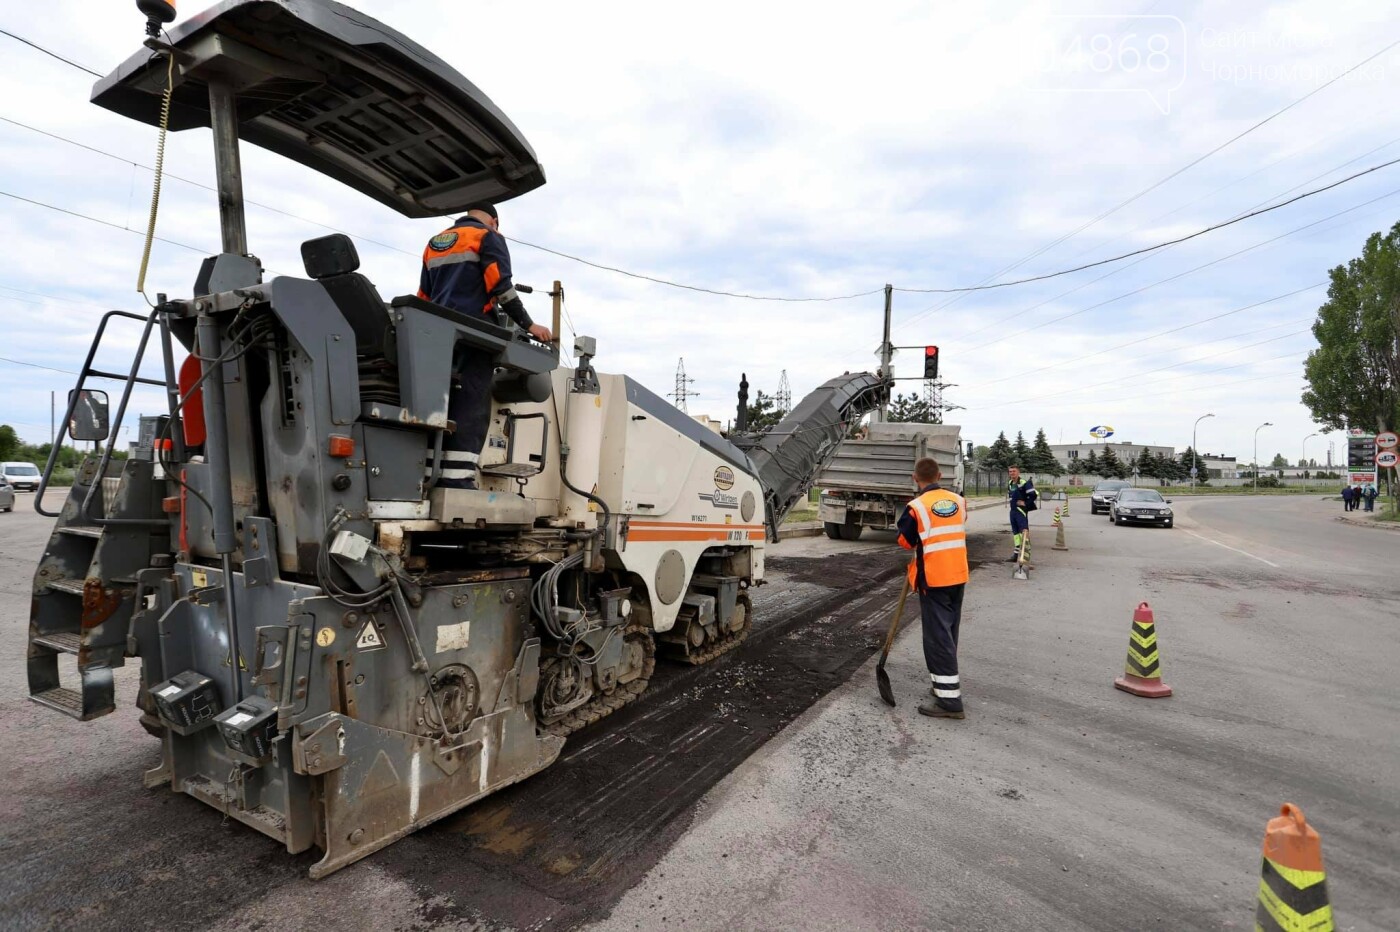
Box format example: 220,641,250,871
1348,433,1377,487
1089,425,1114,439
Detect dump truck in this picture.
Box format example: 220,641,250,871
25,0,889,878
816,422,964,539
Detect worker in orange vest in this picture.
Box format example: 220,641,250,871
897,457,971,719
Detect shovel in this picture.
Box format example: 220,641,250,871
875,572,913,706
1013,527,1030,581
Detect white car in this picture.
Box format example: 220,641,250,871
0,462,41,492
1110,488,1174,528
0,478,14,512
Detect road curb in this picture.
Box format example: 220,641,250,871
1335,514,1400,532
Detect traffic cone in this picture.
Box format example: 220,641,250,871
1052,506,1068,551
1256,804,1334,932
1113,602,1172,697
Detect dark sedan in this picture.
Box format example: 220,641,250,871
1090,479,1131,515
1110,488,1174,528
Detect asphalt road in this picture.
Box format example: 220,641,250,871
593,495,1399,931
2,494,1394,930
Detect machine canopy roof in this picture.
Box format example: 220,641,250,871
91,0,545,218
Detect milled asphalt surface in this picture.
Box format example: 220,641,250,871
3,492,1395,930
591,496,1399,931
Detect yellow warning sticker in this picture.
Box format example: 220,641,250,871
191,569,208,588
316,627,336,647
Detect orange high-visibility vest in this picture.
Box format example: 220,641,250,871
902,487,969,589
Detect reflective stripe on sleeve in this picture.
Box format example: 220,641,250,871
496,286,519,304
425,251,481,270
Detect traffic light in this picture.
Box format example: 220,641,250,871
923,345,939,380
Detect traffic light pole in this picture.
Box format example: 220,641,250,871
878,284,893,422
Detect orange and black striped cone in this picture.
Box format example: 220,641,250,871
1256,803,1333,931
1113,601,1172,698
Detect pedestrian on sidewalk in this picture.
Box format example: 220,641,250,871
1342,485,1354,511
898,457,970,720
1007,466,1038,562
1365,484,1378,511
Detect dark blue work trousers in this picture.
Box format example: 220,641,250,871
919,584,965,712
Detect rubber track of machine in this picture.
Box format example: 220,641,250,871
677,593,754,666
543,622,656,737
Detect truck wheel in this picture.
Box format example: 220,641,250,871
824,522,844,540
838,523,863,541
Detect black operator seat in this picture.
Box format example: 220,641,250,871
300,234,392,356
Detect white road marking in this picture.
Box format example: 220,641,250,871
1181,529,1280,568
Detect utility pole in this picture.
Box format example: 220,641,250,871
50,391,55,449
877,284,892,422
668,357,696,413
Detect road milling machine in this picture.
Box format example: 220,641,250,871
26,0,889,877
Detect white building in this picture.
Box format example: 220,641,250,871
1051,442,1175,471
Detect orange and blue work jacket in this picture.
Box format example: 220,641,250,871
898,484,970,590
417,216,534,328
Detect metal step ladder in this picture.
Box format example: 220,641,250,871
27,306,175,721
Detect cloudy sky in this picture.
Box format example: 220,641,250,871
2,0,1397,469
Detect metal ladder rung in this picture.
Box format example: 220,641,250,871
34,631,83,654
31,687,84,717
46,578,88,597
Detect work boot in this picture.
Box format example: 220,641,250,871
918,698,966,720
1006,553,1020,562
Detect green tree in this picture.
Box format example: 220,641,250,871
1084,450,1100,475
1011,431,1031,469
1134,447,1156,479
984,432,1014,470
744,390,783,435
1066,455,1089,475
1153,452,1179,482
971,444,991,465
1098,445,1127,479
1269,453,1289,469
1178,445,1203,479
0,424,19,461
887,393,935,423
1028,428,1062,475
1302,221,1400,436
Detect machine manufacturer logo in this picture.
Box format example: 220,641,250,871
932,499,960,517
428,231,459,251
698,491,739,509
1089,425,1115,439
713,466,735,490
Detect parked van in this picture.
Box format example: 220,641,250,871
0,462,42,492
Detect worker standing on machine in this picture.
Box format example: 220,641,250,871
1007,465,1037,563
898,457,970,720
418,204,552,488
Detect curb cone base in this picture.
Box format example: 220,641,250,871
1114,673,1172,698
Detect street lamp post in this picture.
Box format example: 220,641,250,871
1254,422,1273,492
1192,413,1215,490
1302,433,1318,476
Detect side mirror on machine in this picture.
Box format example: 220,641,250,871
68,389,111,442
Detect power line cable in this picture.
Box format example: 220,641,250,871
0,28,101,77
504,234,883,302
912,135,1400,342
962,186,1400,353
892,157,1400,297
896,38,1400,324
963,283,1325,391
